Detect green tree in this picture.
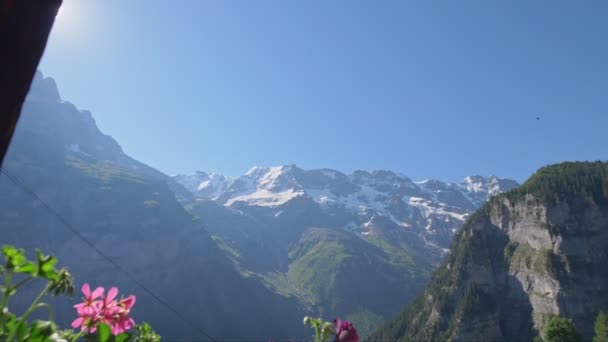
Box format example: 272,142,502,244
594,311,608,342
544,316,581,342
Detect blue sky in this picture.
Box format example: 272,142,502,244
39,0,607,182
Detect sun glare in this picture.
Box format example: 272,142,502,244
49,1,87,42
55,4,65,21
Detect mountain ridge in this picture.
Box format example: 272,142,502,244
370,161,608,341
175,167,514,203
174,165,519,251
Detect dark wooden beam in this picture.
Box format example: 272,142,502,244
0,0,63,166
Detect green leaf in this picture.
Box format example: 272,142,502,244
115,332,132,342
135,322,161,342
98,323,112,342
3,312,18,335
2,245,19,258
140,323,151,333
16,320,28,341
24,320,57,342
2,245,27,269
14,262,37,275
36,250,60,281
27,321,44,340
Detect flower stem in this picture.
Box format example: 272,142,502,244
1,270,12,308
12,277,33,291
0,270,13,328
5,281,54,341
20,281,52,321
34,302,54,322
71,330,85,342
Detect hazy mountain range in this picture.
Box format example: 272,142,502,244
0,71,529,339
174,167,519,252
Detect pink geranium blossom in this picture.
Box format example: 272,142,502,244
98,287,120,323
72,284,104,333
110,295,136,334
73,283,104,316
72,283,136,335
333,318,359,342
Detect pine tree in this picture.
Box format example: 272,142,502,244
544,316,580,342
594,311,608,342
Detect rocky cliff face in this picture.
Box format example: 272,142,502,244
371,162,608,341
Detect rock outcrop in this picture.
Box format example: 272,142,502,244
371,162,608,341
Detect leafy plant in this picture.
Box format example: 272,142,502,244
0,245,161,342
303,316,359,342
0,245,73,341
134,322,161,342
303,316,334,342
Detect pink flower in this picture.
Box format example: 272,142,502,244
118,295,136,313
73,283,104,316
71,315,95,333
98,287,120,322
72,284,136,335
112,315,135,335
333,318,359,342
111,295,136,334
104,287,119,307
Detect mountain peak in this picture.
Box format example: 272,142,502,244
27,70,61,102
463,175,493,192
173,171,234,199
173,167,519,250
245,166,270,177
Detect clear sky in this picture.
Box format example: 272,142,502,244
39,0,607,182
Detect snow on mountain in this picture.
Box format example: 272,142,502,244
210,166,305,206
173,165,519,250
458,175,520,207
173,171,234,201
225,188,302,207
172,172,209,193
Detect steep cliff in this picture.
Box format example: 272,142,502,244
371,162,608,341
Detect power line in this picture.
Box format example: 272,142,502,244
0,167,217,342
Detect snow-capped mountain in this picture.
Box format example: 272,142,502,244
173,165,519,250
173,171,234,200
